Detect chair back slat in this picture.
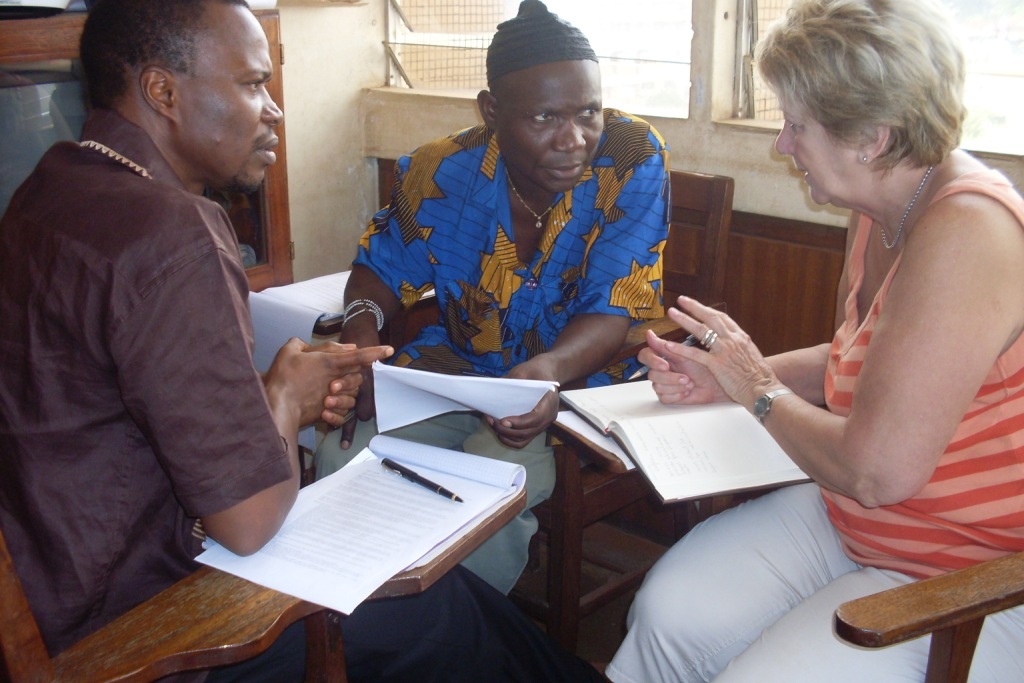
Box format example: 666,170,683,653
662,170,735,308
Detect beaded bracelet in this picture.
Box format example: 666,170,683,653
343,298,384,331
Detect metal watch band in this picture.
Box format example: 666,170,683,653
755,388,794,425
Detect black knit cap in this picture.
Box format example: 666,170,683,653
486,0,598,87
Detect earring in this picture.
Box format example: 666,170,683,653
861,155,869,164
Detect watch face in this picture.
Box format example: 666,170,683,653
754,395,770,416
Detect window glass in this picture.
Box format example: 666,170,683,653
385,0,693,118
1,61,269,269
0,61,86,214
738,0,1024,155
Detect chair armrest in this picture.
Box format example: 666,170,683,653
834,550,1024,648
52,567,322,682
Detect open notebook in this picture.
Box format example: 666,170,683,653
197,435,524,614
559,380,809,503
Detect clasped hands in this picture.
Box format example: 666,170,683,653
264,337,394,429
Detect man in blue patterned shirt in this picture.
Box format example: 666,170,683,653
317,0,670,594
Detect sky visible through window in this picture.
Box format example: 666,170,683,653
942,0,1024,154
386,0,692,117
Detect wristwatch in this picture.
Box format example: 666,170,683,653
754,389,794,425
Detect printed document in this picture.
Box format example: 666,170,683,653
197,435,524,614
249,271,350,372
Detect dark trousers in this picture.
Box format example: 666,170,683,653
205,565,602,683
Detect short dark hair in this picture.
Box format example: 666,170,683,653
80,0,250,109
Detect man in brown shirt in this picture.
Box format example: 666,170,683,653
0,1,604,681
0,0,389,669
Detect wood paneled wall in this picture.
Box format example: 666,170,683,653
723,211,846,357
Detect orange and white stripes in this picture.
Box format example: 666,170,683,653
822,171,1024,578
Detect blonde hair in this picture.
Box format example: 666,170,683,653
756,0,966,168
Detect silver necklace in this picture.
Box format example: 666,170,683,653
505,168,555,229
880,164,934,249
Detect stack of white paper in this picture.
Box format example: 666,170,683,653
197,435,524,614
371,362,559,432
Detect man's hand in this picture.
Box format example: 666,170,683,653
337,364,377,449
265,339,392,429
316,342,393,427
483,359,560,449
485,389,559,449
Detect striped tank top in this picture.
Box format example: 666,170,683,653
822,169,1024,578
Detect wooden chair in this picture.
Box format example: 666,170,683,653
835,550,1024,683
1,487,524,682
0,526,347,683
511,169,735,651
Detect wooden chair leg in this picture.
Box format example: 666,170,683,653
924,620,983,683
546,443,585,651
299,446,317,488
525,530,541,572
304,610,347,683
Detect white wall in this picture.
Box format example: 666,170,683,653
280,0,1024,281
278,1,387,281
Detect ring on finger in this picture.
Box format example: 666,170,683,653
701,328,717,348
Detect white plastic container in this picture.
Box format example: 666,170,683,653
0,1,72,17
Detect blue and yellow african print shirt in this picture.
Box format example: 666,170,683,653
355,109,670,386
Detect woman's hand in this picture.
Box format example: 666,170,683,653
644,297,781,409
638,333,730,405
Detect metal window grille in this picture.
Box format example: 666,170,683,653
385,0,505,90
736,0,1023,154
735,0,790,120
385,0,693,118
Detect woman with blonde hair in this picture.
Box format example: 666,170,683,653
606,0,1024,681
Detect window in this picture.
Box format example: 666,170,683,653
735,0,1024,155
384,0,693,118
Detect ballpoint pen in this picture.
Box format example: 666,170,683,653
627,366,649,381
380,458,464,502
627,334,711,381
